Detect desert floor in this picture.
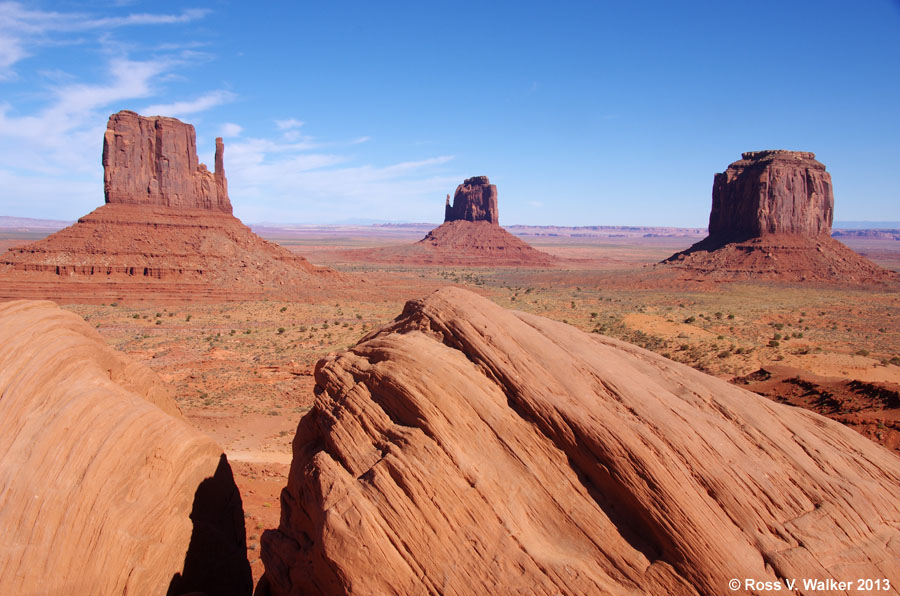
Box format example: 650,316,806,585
5,227,898,586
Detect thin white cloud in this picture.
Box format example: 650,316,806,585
220,122,243,137
141,90,236,118
350,136,372,145
0,2,210,77
275,118,304,130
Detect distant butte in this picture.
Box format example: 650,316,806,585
414,176,556,266
664,150,897,283
0,110,344,302
444,176,499,224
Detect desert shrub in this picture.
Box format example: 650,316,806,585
890,356,900,366
322,323,329,329
156,312,162,318
717,350,730,359
683,316,696,324
356,314,363,319
727,314,734,319
280,306,287,312
590,312,598,318
856,349,870,357
185,314,192,321
278,327,286,334
714,312,723,319
773,323,784,330
155,320,161,326
132,314,140,319
768,340,780,348
772,333,782,341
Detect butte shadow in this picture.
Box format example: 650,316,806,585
0,299,251,595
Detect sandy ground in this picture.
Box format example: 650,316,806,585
2,227,897,588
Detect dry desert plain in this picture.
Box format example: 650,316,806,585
2,222,899,587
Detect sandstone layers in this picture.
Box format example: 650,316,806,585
444,175,499,224
666,150,895,282
259,287,900,595
0,300,251,595
0,111,340,302
104,110,232,212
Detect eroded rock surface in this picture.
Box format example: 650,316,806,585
444,175,499,224
0,300,251,595
709,150,833,241
104,110,232,213
665,151,896,283
259,287,900,595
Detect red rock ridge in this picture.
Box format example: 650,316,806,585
259,287,900,595
103,110,232,213
0,300,251,594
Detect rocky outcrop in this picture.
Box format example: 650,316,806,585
0,300,251,595
259,287,900,595
103,110,232,213
708,150,833,241
444,175,499,224
0,111,345,302
664,151,896,283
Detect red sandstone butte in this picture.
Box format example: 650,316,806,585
0,111,344,302
444,175,499,224
258,287,900,595
665,150,896,283
0,300,251,595
708,150,833,241
103,110,232,213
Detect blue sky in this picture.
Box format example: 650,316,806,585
1,1,898,226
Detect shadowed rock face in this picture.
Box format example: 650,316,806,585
444,175,499,224
103,110,232,213
259,287,900,595
708,150,833,242
0,300,251,594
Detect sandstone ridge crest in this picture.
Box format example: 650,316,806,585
259,286,900,595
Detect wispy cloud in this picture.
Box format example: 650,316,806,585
350,135,372,145
142,90,236,118
275,118,304,130
0,2,210,78
220,122,243,137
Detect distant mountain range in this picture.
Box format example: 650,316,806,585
2,215,899,235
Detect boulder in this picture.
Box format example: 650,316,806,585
0,300,251,595
259,287,900,595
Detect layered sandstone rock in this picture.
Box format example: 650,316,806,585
0,111,344,302
103,110,232,213
665,151,896,283
259,287,900,595
708,150,832,241
0,300,251,595
444,175,499,224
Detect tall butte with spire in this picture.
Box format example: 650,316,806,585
0,110,340,302
664,150,896,283
412,176,555,266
